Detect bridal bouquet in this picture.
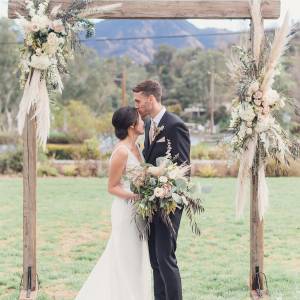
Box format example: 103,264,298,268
17,0,121,149
127,142,204,238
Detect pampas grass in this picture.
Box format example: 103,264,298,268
261,13,292,96
249,0,264,66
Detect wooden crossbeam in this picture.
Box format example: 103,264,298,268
8,0,281,20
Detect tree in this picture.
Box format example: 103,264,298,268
0,19,21,133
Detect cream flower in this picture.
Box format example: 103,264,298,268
162,183,172,197
35,48,42,56
255,116,274,133
248,81,260,95
246,127,253,135
254,99,262,106
147,166,164,177
239,103,256,122
154,187,165,199
253,90,263,100
51,19,65,33
31,15,50,31
158,176,168,183
264,89,280,106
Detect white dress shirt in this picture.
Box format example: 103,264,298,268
152,106,166,126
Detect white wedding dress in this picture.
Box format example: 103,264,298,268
75,144,153,300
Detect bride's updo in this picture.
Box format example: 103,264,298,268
112,106,139,140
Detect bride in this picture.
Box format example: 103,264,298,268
75,106,153,300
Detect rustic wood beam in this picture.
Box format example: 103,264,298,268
8,0,280,20
21,107,37,296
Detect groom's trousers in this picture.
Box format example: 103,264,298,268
148,207,183,300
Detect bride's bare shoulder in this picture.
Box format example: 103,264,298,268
110,143,129,163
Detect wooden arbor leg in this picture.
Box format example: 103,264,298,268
249,17,268,298
20,107,38,299
250,167,268,298
249,139,268,299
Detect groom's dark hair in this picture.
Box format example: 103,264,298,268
132,80,162,102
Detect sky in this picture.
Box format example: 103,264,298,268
0,0,300,31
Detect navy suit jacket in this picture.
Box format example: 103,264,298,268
143,111,190,167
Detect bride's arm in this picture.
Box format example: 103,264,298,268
108,147,137,200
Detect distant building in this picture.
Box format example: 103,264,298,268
183,104,206,119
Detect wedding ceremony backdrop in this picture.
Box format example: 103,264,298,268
7,0,286,299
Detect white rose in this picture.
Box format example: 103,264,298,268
35,48,42,56
30,54,51,70
158,176,168,183
154,187,165,199
30,22,40,32
239,103,256,122
31,15,50,30
246,127,253,135
265,89,280,106
255,116,274,133
147,166,164,177
51,19,65,33
248,81,260,95
47,32,59,46
254,99,262,106
253,90,263,100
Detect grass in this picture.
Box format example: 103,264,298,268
0,177,299,300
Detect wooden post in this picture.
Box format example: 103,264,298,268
249,20,268,298
21,107,37,299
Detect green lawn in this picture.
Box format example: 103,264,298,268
0,177,299,300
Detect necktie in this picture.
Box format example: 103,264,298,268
149,120,156,144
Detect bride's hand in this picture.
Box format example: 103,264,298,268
130,193,140,201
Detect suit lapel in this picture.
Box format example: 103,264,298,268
143,118,151,158
145,111,168,162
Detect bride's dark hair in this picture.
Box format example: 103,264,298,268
112,106,139,140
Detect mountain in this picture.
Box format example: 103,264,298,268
83,20,237,64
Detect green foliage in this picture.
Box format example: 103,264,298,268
46,144,82,160
0,149,23,174
191,144,230,161
62,165,78,177
52,100,98,143
46,138,100,160
80,138,101,160
47,131,73,144
0,19,21,132
0,132,19,145
38,163,59,177
195,164,217,177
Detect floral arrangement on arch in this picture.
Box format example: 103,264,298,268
228,0,300,220
17,0,121,149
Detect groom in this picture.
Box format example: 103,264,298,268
133,80,190,300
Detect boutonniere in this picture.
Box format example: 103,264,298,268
153,125,164,140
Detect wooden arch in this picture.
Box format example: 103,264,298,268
7,1,281,299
